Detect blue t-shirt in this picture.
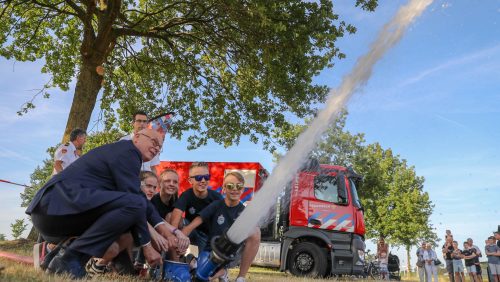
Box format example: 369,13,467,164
174,188,223,234
485,244,500,264
199,200,245,251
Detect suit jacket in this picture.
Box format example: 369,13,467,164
26,140,162,244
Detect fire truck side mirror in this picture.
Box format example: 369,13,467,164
337,174,348,205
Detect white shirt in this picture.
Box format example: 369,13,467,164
52,141,79,175
120,133,160,172
423,249,437,261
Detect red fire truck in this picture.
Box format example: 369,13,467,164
157,160,366,277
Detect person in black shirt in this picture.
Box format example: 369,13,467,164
151,169,179,220
150,169,184,261
443,236,455,282
467,238,483,282
183,172,260,282
171,162,223,252
462,241,479,282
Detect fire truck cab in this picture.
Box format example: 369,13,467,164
157,160,366,278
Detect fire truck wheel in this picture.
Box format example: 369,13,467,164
287,242,328,277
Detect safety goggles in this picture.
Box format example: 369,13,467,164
190,174,210,182
224,183,244,191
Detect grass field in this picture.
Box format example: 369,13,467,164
0,240,427,282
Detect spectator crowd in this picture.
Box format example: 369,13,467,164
416,229,500,282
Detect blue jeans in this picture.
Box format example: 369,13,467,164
183,219,209,252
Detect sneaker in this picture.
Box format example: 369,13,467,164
235,277,246,282
85,258,108,278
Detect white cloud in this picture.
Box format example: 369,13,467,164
0,147,38,164
432,114,468,130
398,44,500,87
441,2,452,9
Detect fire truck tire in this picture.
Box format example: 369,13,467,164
287,242,328,277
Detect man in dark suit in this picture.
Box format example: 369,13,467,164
26,128,182,278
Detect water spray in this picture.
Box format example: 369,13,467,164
228,0,434,244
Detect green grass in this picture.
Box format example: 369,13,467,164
0,239,34,257
0,239,427,281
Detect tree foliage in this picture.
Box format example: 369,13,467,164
10,218,28,239
0,0,377,148
0,233,5,241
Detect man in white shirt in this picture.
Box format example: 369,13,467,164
120,111,160,174
52,128,87,175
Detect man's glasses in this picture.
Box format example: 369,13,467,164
139,133,161,149
190,174,210,182
134,119,148,124
224,183,244,191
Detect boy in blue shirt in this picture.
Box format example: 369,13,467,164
182,172,260,282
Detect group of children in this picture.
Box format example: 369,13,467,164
439,229,500,282
129,162,260,282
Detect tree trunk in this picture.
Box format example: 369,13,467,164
62,61,103,142
406,245,411,274
26,226,39,241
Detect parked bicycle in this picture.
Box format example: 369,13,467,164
363,250,401,280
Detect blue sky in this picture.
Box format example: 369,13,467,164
1,0,499,269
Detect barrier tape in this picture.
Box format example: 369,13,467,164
0,179,31,188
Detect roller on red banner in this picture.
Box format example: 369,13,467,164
147,112,174,135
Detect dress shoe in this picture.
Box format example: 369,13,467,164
47,249,87,279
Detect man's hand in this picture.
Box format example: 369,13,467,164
150,229,169,252
165,232,178,250
174,229,190,252
143,244,162,267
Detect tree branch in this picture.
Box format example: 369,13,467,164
114,28,174,49
121,1,187,29
30,0,78,18
63,0,85,18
